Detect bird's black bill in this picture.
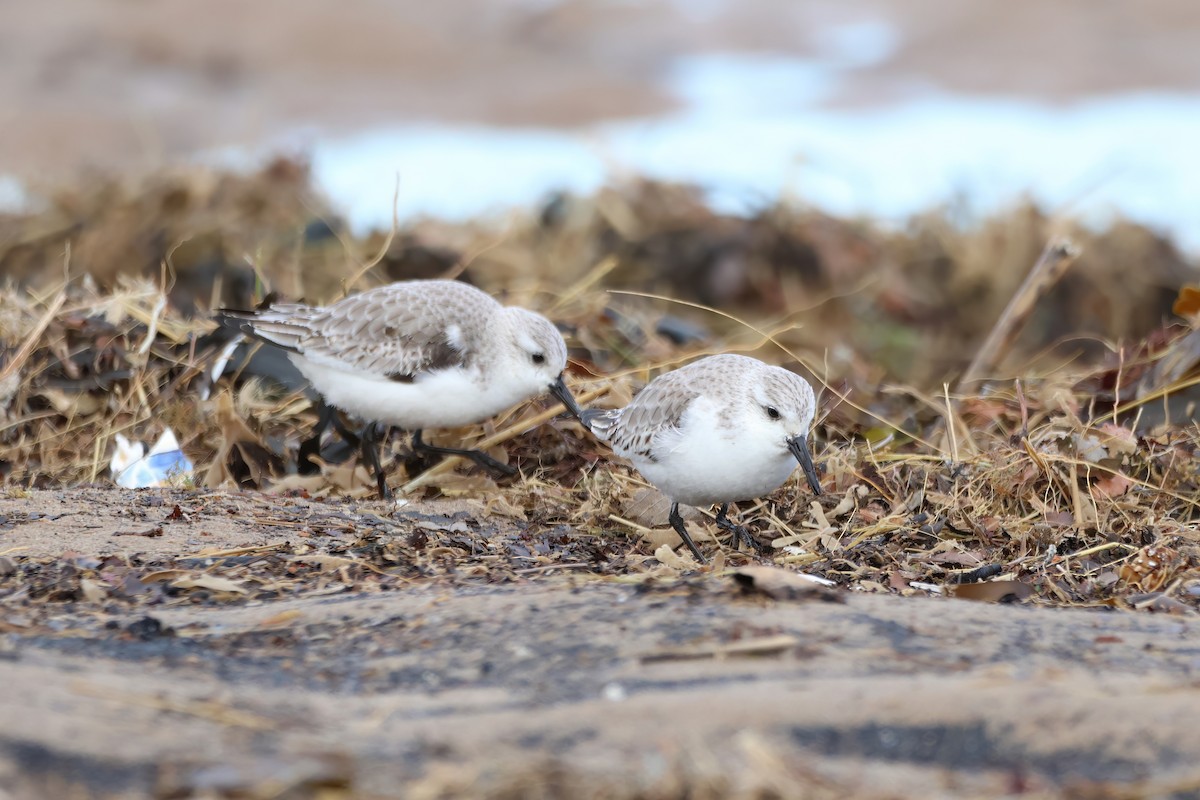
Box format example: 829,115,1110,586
548,374,586,423
787,435,823,496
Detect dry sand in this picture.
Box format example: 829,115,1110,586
2,487,1197,798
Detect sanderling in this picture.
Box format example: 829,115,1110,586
217,279,584,498
584,354,822,564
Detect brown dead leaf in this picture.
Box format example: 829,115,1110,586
140,569,190,583
1096,423,1138,456
202,390,266,489
258,609,304,628
36,388,104,417
959,396,1011,425
485,494,527,520
316,458,376,497
268,473,336,495
622,487,677,528
171,574,248,594
947,580,1032,603
1119,544,1181,592
653,543,700,570
927,548,982,566
1044,510,1075,527
644,524,712,556
827,484,867,518
1172,284,1200,319
1093,471,1133,498
856,506,883,525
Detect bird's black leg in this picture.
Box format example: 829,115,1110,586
298,402,337,475
668,502,709,565
359,422,392,500
714,503,764,554
329,411,362,444
299,402,364,475
410,430,518,478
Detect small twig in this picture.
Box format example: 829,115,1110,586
1099,371,1200,425
1014,379,1030,438
513,563,593,574
959,238,1081,388
113,527,164,538
194,543,292,558
943,383,960,462
607,514,653,534
0,290,66,385
1062,541,1139,561
549,256,620,313
342,174,401,295
289,553,390,576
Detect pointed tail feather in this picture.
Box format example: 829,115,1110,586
580,407,621,439
214,306,314,354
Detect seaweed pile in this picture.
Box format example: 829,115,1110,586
1,158,1197,610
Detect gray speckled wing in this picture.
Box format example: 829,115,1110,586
225,281,500,380
602,368,702,461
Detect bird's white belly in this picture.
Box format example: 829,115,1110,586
631,423,798,507
292,356,524,429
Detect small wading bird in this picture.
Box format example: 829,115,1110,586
217,280,585,498
584,354,823,563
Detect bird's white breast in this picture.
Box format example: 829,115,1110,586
624,396,798,507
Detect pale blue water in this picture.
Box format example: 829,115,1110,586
3,49,1197,255
304,52,1200,253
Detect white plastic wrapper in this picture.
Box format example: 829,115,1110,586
110,428,194,488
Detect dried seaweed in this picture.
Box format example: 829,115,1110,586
0,163,1197,615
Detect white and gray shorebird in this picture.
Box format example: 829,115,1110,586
217,279,585,498
584,354,823,564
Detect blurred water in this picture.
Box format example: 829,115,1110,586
0,176,26,214
306,52,1200,253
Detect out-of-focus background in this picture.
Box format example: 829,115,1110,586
3,0,1200,242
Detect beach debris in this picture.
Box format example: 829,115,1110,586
110,429,194,488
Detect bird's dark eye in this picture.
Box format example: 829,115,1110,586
531,353,546,365
765,406,781,420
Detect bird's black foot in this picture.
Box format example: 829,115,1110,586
715,503,766,555
668,502,709,565
411,430,518,478
297,402,357,472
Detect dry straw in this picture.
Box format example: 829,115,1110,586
0,165,1196,610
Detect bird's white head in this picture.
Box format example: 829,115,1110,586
492,307,583,421
747,364,823,495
